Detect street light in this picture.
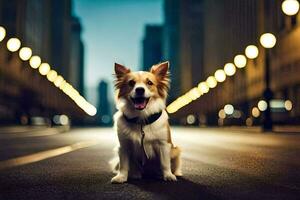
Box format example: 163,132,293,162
224,63,236,76
0,26,6,42
39,63,50,75
224,104,234,115
258,100,268,111
214,69,226,82
260,33,276,49
260,33,277,131
198,82,209,94
245,45,259,59
7,38,21,52
187,87,201,100
54,75,64,87
29,56,41,69
206,76,217,88
234,55,247,68
282,0,300,16
19,47,32,61
47,70,58,82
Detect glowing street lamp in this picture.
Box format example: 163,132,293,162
198,82,209,94
206,76,217,88
39,63,51,75
224,104,234,115
245,45,259,59
54,75,64,87
224,63,236,76
29,56,41,69
282,0,300,16
214,69,226,82
47,70,58,82
7,38,21,52
234,55,247,68
260,33,276,49
0,26,6,42
260,33,277,131
19,47,32,61
258,100,268,111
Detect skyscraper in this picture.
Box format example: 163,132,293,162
142,25,163,71
163,0,205,101
97,80,111,125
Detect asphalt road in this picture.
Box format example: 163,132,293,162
0,127,300,200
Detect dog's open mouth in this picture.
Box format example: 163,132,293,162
131,97,149,110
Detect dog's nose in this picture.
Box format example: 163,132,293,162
135,87,145,96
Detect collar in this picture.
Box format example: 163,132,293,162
123,111,162,125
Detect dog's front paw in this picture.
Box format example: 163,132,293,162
163,172,177,181
111,174,127,184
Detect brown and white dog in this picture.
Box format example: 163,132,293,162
111,61,182,183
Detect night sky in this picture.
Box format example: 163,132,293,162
74,0,163,105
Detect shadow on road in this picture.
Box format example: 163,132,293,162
129,177,221,200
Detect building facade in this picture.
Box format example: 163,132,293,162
142,25,163,71
168,0,300,126
0,0,86,124
163,0,205,101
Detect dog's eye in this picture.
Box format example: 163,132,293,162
128,80,135,87
147,80,153,86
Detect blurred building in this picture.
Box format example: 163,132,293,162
97,80,112,125
167,0,300,126
70,16,85,96
163,0,205,101
0,0,87,124
142,25,163,71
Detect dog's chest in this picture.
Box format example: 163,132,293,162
116,114,169,159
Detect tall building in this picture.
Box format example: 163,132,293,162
163,0,204,101
142,25,163,71
70,16,85,96
169,0,300,126
97,80,111,125
0,0,87,124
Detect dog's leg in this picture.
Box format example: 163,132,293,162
171,146,182,176
111,146,129,184
159,143,177,181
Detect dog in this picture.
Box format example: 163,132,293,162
111,61,182,184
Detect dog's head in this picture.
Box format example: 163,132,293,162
114,62,170,116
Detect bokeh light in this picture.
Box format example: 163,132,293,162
7,38,21,52
29,56,41,69
19,47,32,61
282,0,300,16
39,63,51,75
260,33,276,49
234,55,247,68
245,45,259,59
206,76,217,88
224,63,236,76
214,69,226,82
0,26,6,42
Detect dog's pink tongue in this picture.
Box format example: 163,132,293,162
134,101,146,110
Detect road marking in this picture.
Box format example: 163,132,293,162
0,140,99,170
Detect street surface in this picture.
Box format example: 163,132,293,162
0,126,300,199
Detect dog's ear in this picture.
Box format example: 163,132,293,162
151,61,170,98
114,63,130,77
114,63,130,90
150,61,169,79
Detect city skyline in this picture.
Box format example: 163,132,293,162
73,0,163,105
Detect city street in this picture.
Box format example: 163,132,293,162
0,127,300,199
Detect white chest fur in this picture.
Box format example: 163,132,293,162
114,110,169,159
